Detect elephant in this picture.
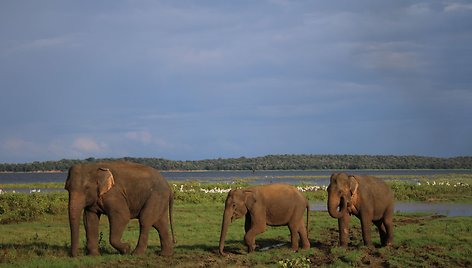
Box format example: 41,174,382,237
327,173,394,247
218,183,310,255
64,161,175,257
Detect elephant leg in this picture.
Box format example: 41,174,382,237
374,220,387,246
84,210,100,256
360,215,373,247
133,202,158,255
133,221,152,255
244,222,265,253
338,214,350,247
288,223,300,251
108,213,131,254
84,211,100,256
154,216,173,256
383,209,394,246
298,219,310,250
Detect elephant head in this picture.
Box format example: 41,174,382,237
327,173,359,219
218,188,255,255
64,165,115,257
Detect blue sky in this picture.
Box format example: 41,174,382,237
1,1,471,163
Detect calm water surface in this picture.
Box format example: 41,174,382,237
310,202,472,217
1,169,471,184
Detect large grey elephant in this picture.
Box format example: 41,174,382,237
327,173,394,247
64,161,175,257
218,183,310,255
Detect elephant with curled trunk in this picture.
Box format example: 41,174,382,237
64,161,175,257
327,173,394,247
218,183,310,255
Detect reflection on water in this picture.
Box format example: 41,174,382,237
310,202,472,217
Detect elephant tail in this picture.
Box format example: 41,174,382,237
169,191,176,244
306,202,310,237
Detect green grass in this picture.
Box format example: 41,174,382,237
0,182,64,189
1,194,472,267
1,176,472,267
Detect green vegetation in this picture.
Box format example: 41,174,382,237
1,154,471,172
1,175,472,224
389,174,472,202
0,192,67,224
1,197,471,267
1,174,471,266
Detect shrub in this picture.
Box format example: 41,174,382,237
0,192,67,223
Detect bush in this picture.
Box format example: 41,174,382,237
388,180,472,202
0,192,68,223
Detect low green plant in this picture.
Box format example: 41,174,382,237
0,192,67,223
278,256,311,268
1,179,471,226
388,179,472,202
0,182,64,189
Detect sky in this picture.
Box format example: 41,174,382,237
1,1,472,163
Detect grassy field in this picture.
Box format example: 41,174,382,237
1,203,471,267
1,175,472,267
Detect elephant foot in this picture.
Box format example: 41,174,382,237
132,248,146,256
159,248,173,256
290,244,300,252
87,250,100,256
117,244,131,255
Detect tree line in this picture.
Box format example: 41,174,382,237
0,155,471,172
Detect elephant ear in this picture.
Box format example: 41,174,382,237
347,175,360,214
348,175,360,206
243,190,256,210
97,167,115,197
348,175,359,195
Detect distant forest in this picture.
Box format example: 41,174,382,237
0,155,471,172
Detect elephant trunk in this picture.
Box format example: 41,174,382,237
218,207,232,255
327,191,344,219
68,191,85,257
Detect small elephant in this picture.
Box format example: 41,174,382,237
327,173,394,247
218,183,310,255
65,161,175,257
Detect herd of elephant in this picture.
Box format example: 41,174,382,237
65,161,394,257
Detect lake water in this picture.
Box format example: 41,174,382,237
309,202,472,217
1,169,471,216
1,169,471,184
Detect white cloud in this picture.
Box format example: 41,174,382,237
125,130,152,144
11,34,82,53
124,130,177,151
407,3,432,15
444,3,472,12
71,137,107,153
